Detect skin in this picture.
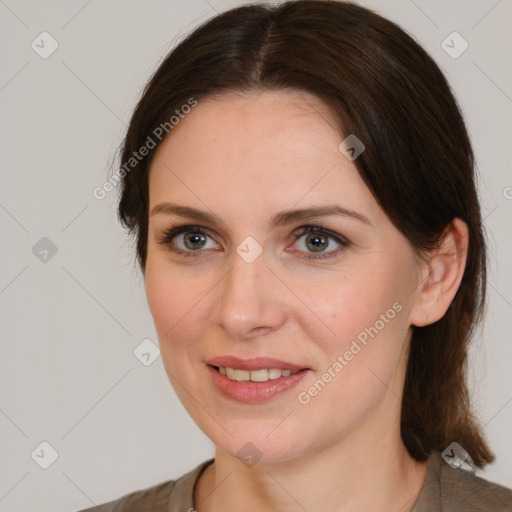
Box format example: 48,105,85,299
144,89,468,512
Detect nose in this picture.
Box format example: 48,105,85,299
213,246,287,340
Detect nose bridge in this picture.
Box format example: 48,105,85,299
214,242,284,337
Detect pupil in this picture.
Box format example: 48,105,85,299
184,232,206,250
307,233,327,252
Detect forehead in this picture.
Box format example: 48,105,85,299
147,89,378,221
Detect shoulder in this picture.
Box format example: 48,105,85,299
414,450,512,512
76,479,176,512
75,458,214,512
439,454,512,511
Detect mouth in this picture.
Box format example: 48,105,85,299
209,365,300,382
205,356,311,403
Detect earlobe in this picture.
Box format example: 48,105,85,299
410,218,469,327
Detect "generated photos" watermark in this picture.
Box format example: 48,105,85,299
298,301,403,404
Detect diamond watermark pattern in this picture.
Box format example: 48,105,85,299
442,441,476,472
338,134,365,161
236,442,263,467
236,236,263,264
133,338,161,366
32,237,58,263
441,32,468,59
31,31,59,59
31,441,59,469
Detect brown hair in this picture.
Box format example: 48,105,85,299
114,0,493,467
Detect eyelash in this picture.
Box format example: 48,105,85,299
156,224,350,260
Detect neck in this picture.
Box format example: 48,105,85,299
194,422,427,512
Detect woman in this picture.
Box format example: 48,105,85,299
79,1,512,510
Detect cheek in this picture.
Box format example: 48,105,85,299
145,267,174,336
144,261,208,353
292,273,410,432
294,266,396,341
294,258,412,378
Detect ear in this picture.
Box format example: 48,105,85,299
409,218,469,327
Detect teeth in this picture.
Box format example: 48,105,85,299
250,369,268,382
217,367,299,382
234,369,250,382
268,368,282,380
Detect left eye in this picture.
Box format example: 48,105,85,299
291,226,349,259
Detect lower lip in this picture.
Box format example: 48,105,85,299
206,365,310,403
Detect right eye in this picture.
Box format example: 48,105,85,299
157,225,220,257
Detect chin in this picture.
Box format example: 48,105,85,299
197,419,311,466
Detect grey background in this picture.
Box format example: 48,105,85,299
0,0,510,510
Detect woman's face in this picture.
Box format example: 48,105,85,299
145,90,425,463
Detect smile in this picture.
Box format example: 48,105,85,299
216,366,299,382
205,358,310,403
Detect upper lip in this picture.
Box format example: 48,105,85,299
206,356,309,372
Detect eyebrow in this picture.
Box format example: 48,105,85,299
150,202,371,230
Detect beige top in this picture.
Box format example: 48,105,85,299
77,451,512,511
